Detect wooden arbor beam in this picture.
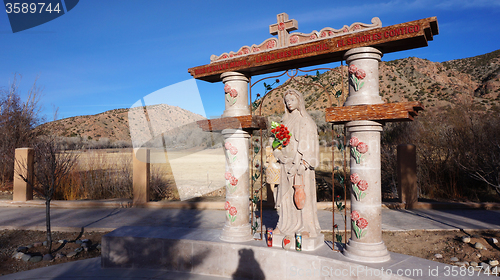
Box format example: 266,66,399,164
325,101,424,124
188,17,438,83
196,115,267,132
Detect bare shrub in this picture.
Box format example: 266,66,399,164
55,150,133,200
381,105,500,202
149,165,178,201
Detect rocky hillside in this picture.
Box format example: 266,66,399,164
255,49,500,115
38,104,206,142
39,49,500,141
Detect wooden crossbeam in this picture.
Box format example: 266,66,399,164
325,101,424,124
189,17,438,82
196,115,267,132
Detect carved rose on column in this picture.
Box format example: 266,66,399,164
350,136,369,164
351,210,368,239
224,142,238,162
348,65,366,91
224,84,238,105
225,201,237,223
225,172,238,193
351,173,368,201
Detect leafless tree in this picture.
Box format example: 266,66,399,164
0,74,43,185
16,136,79,254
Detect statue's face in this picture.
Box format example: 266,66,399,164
285,93,299,112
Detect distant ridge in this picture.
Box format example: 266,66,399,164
39,49,500,141
38,104,205,142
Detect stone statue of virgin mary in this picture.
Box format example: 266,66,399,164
273,89,321,241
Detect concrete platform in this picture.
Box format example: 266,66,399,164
101,226,491,280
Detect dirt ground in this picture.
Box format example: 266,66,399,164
326,229,500,271
0,230,109,276
1,229,499,277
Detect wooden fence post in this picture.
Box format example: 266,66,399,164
397,144,418,209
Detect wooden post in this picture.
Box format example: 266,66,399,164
397,144,418,209
13,148,34,201
133,148,150,205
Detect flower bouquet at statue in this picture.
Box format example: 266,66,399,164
270,121,291,149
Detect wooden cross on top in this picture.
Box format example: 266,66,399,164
269,13,298,48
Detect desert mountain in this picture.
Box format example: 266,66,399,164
38,104,206,142
255,49,500,115
39,49,500,141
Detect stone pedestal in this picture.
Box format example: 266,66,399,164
397,144,418,209
343,47,390,263
221,72,250,117
220,129,253,242
13,148,33,201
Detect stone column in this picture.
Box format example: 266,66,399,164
220,71,253,242
397,144,418,209
343,47,390,263
133,148,150,205
13,148,34,201
220,129,253,242
221,72,250,117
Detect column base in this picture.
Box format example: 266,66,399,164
343,239,390,263
272,233,324,251
220,224,253,243
222,108,251,117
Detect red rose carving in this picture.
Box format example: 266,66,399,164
356,218,368,229
229,146,238,155
229,206,237,216
224,84,231,93
351,210,360,221
350,173,361,185
229,88,238,98
278,22,285,31
224,201,231,210
348,65,358,75
225,142,232,150
357,142,369,154
358,180,368,191
225,172,232,180
349,136,359,147
267,40,276,49
355,69,366,80
290,36,298,44
229,176,238,186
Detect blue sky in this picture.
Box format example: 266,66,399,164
1,0,499,122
